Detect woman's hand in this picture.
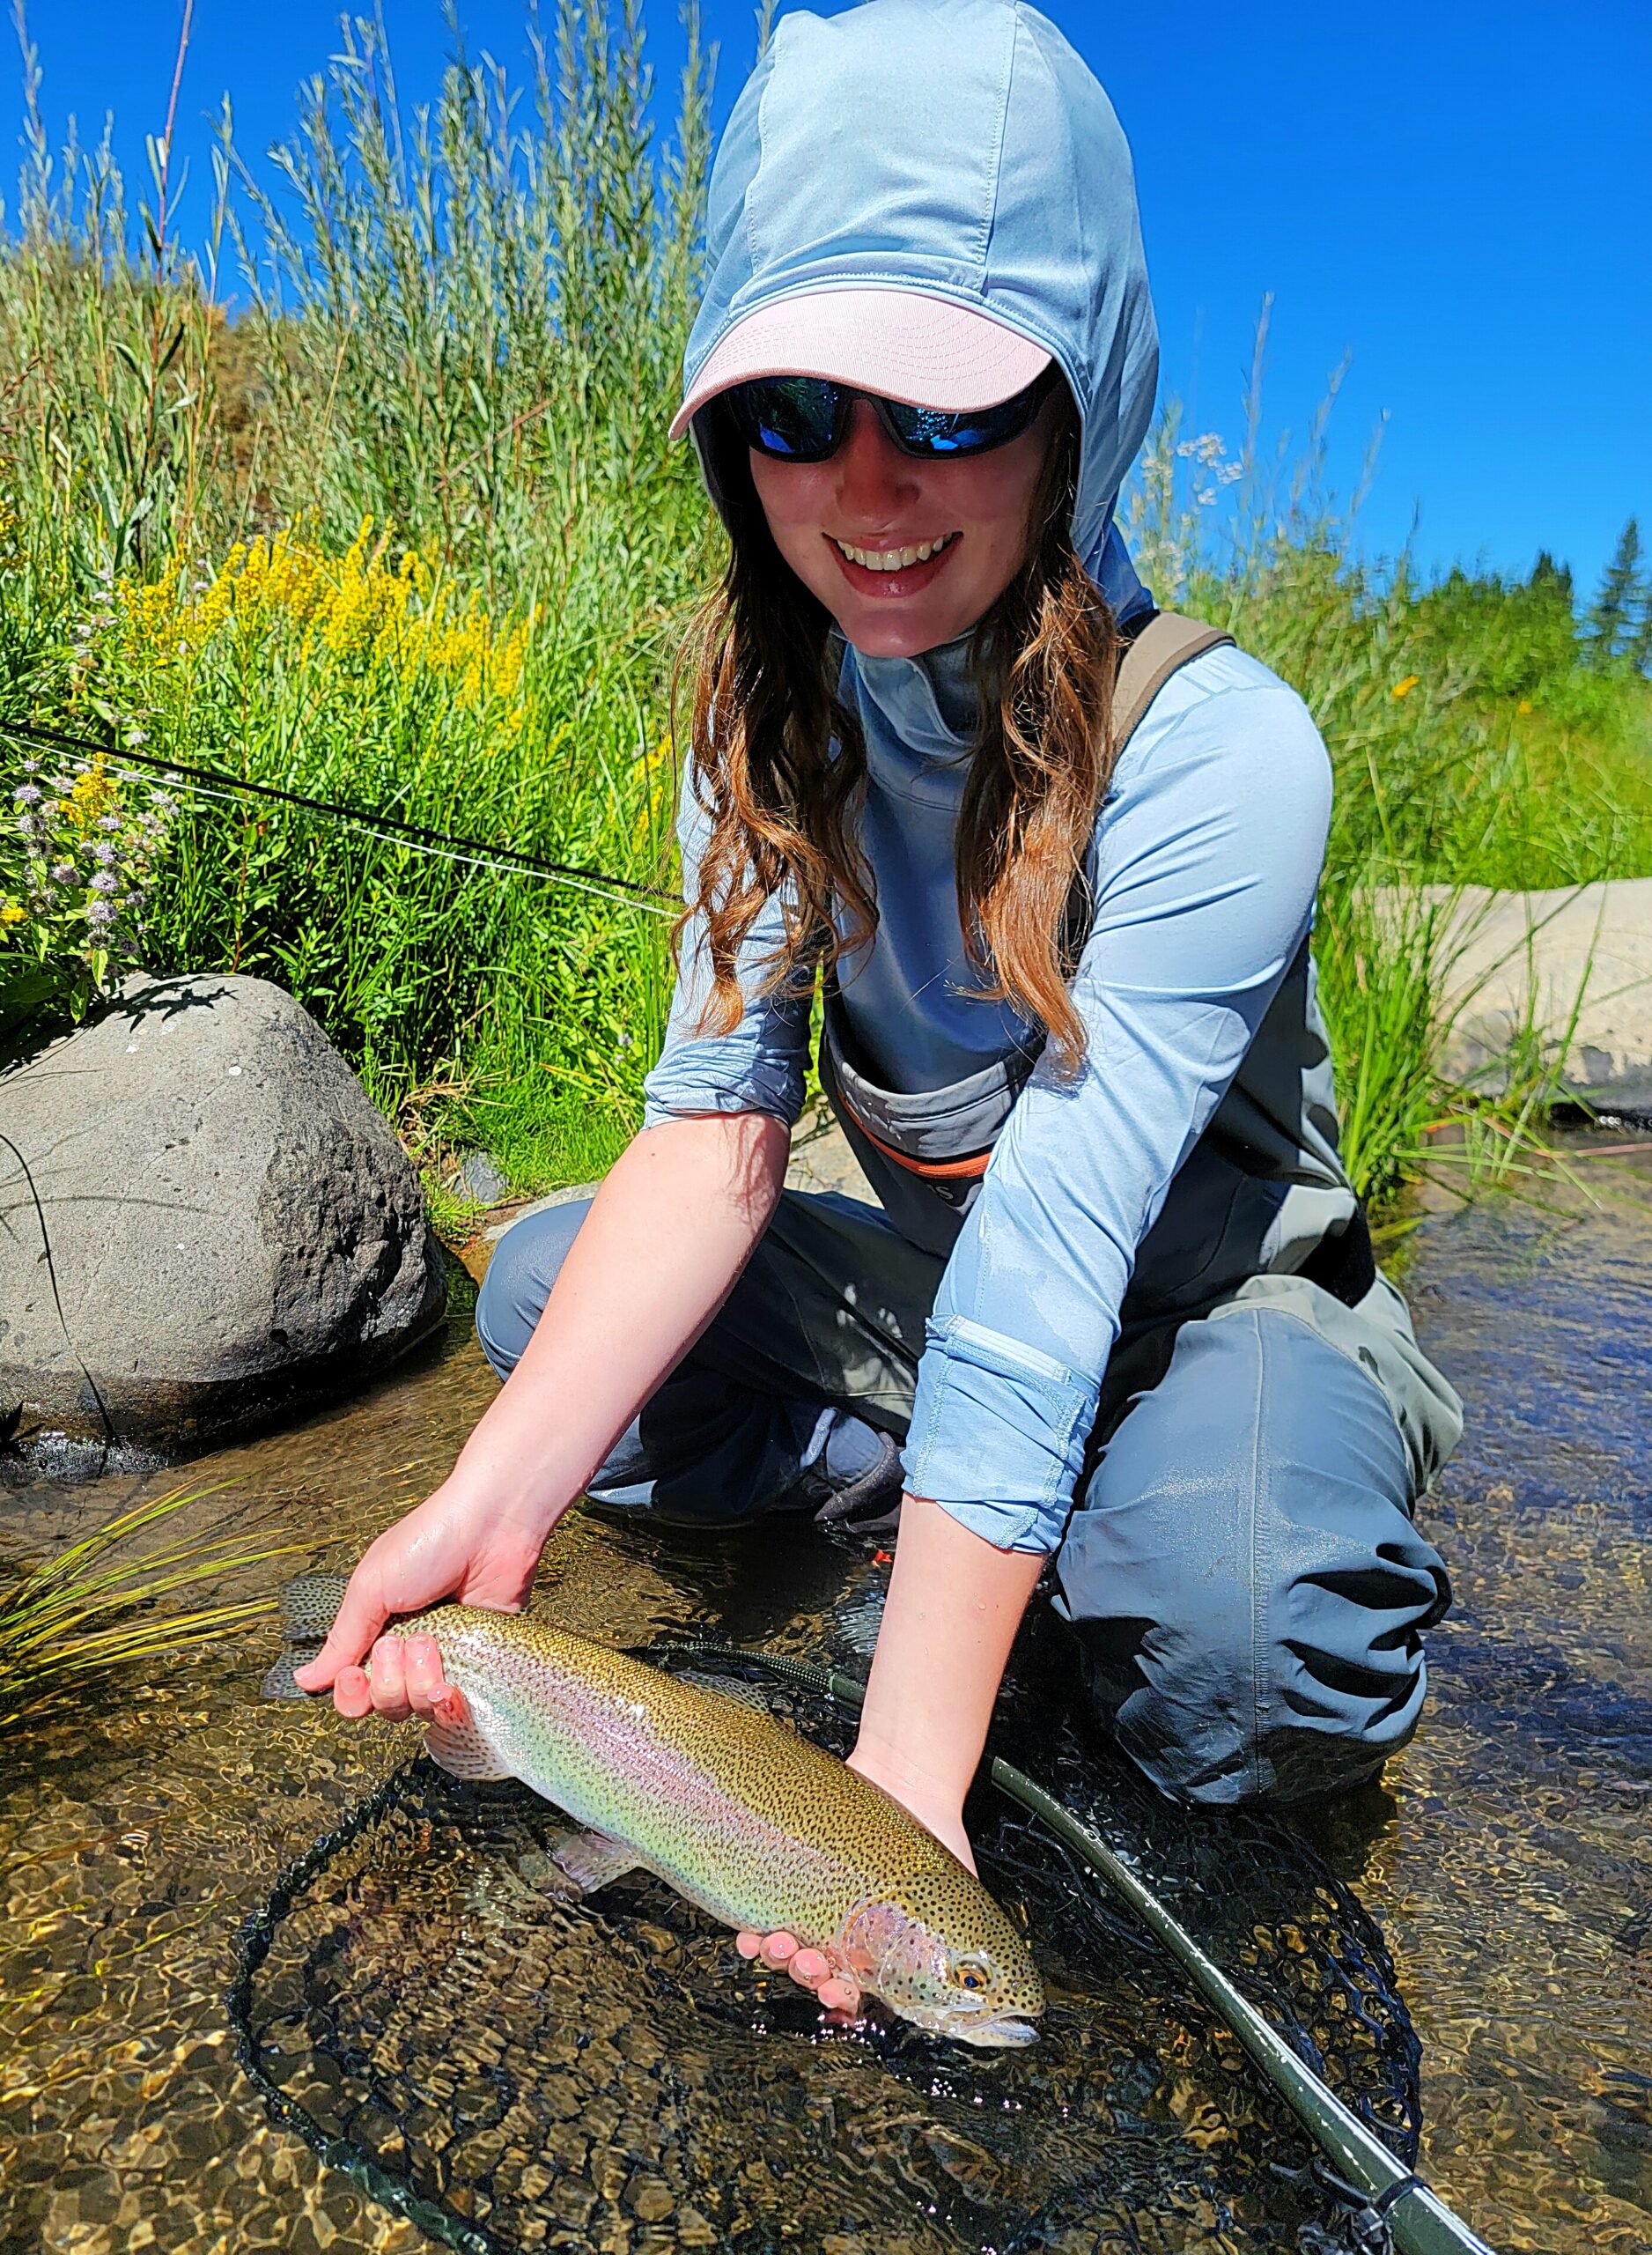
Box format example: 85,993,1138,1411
291,1475,556,1720
734,1496,1038,2016
733,1746,976,2016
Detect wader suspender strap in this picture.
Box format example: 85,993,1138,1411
826,609,1380,1310
1111,614,1377,1312
1110,610,1235,750
1051,610,1235,980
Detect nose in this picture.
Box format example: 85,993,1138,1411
832,396,918,523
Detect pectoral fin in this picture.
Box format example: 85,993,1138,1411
424,1687,513,1781
520,1824,641,1900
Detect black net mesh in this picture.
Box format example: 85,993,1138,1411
231,1653,1422,2255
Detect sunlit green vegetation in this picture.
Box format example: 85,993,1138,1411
0,1487,301,1728
1,3,1648,1213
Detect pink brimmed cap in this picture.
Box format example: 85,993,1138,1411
668,286,1053,442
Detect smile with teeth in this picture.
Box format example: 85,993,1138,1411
831,530,960,572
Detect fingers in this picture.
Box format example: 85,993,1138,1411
733,1933,863,2015
401,1635,454,1719
292,1575,391,1693
320,1633,454,1724
787,1950,860,2012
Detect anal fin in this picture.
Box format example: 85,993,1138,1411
521,1823,641,1900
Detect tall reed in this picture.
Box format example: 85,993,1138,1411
0,1486,303,1729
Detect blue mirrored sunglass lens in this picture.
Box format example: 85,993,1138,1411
883,389,1043,452
730,377,841,457
726,370,1050,459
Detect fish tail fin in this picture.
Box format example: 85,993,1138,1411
278,1571,353,1635
262,1570,355,1700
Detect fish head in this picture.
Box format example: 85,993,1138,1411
838,1875,1044,2049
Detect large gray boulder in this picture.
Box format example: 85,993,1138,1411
0,972,446,1460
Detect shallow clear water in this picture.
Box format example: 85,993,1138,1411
3,1142,1648,2254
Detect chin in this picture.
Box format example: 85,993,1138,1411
838,608,967,660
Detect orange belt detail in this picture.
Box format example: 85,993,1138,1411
848,1111,993,1182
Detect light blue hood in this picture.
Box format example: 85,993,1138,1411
682,0,1159,617
680,0,1162,1088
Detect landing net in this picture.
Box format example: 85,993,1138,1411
229,1657,1422,2255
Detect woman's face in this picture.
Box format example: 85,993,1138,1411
746,388,1061,658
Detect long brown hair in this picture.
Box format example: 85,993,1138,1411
670,381,1120,1072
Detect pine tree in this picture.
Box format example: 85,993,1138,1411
1628,579,1652,676
1585,517,1644,667
1530,548,1574,603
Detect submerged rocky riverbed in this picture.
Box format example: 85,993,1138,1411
2,1137,1648,2255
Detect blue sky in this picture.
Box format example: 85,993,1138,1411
18,0,1652,595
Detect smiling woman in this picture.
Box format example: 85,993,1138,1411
299,0,1463,2031
741,378,1060,639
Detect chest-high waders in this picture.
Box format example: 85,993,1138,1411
476,611,1464,1812
820,611,1376,1294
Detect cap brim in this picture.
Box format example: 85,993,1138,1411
668,287,1052,441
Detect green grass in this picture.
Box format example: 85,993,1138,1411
1125,389,1652,1203
0,1486,305,1729
0,2,1648,1211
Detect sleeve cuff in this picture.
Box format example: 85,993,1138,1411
900,1314,1100,1554
640,1061,806,1132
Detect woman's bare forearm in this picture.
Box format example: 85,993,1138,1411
849,1496,1045,1865
450,1111,790,1534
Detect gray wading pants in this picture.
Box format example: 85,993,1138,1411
476,1186,1456,1808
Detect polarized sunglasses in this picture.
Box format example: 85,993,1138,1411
721,363,1058,464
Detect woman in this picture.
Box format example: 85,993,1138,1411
299,0,1462,2018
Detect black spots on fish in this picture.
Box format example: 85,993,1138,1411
277,1571,353,1637
260,1654,312,1703
425,1704,514,1781
265,1571,357,1700
670,1669,778,1715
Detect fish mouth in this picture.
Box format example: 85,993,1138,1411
950,2013,1039,2050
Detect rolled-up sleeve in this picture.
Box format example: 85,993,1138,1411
902,672,1334,1550
640,771,817,1130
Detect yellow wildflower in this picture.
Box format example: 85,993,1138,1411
63,759,116,829
631,738,675,847
114,520,527,729
1390,675,1420,701
1,900,26,928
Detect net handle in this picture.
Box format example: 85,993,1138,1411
228,1647,1500,2255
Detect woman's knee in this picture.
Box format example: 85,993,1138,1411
474,1198,594,1379
1057,1306,1451,1806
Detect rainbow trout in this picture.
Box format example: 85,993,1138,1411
267,1575,1043,2047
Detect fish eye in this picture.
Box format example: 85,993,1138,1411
950,1953,992,1992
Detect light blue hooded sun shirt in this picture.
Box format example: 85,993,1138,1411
642,0,1378,1551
